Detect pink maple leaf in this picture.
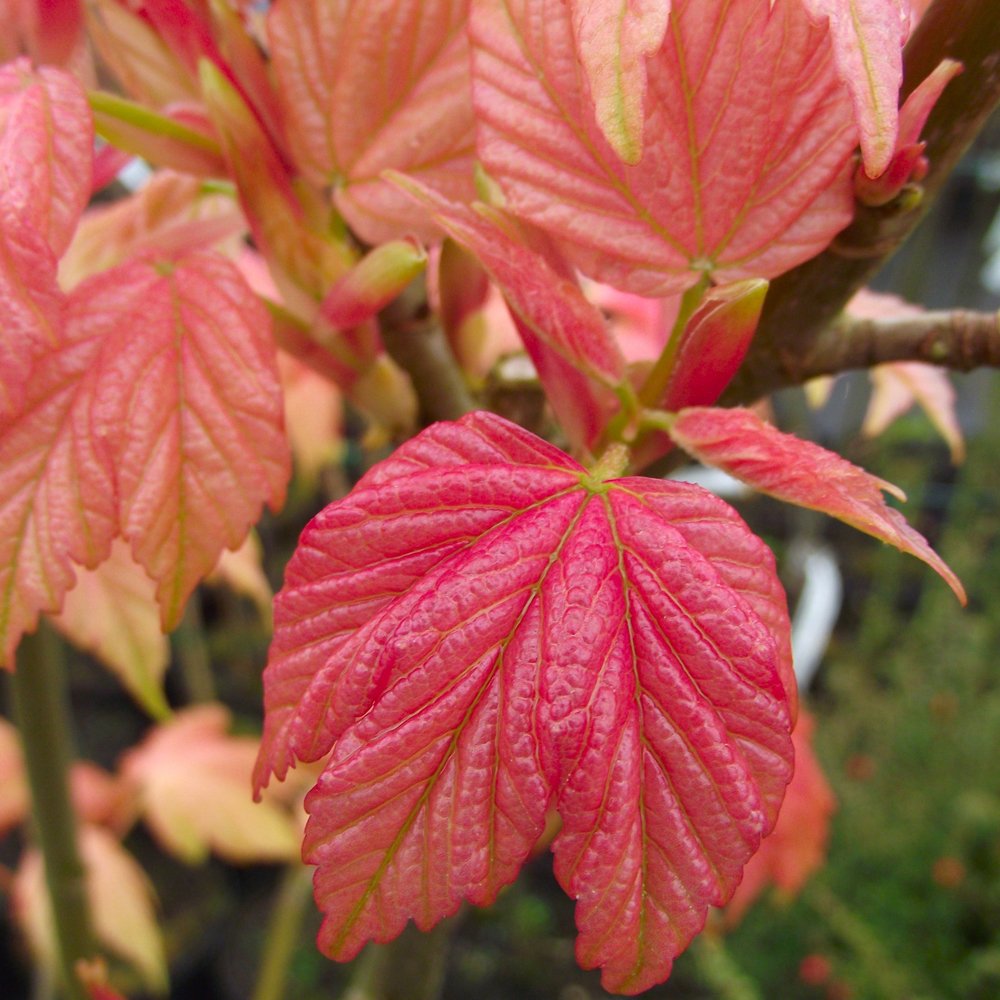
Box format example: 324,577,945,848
470,0,857,296
0,57,90,419
257,411,794,994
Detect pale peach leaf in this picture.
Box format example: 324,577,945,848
864,362,965,464
13,826,168,994
122,705,299,864
0,716,28,836
207,531,274,624
53,539,171,720
60,170,246,289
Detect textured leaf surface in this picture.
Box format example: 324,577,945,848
86,253,290,629
568,0,671,163
268,0,476,243
0,58,92,256
123,705,299,864
259,411,793,993
668,406,965,602
803,0,909,177
471,0,857,296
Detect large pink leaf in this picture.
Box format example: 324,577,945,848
803,0,909,178
0,58,92,257
83,253,290,629
267,0,476,244
668,406,965,602
568,0,671,163
471,0,857,296
259,411,793,994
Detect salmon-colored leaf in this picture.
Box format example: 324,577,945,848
0,298,118,668
568,0,671,163
471,0,857,296
668,406,965,602
53,539,170,720
849,290,965,463
260,411,793,994
123,705,299,864
803,0,909,177
0,57,92,256
0,205,62,420
267,0,476,243
84,253,290,629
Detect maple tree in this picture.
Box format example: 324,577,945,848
0,0,998,997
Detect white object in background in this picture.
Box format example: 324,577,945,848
669,465,752,500
789,542,843,694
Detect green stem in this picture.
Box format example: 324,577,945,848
10,625,94,1000
171,596,216,704
251,863,314,1000
689,933,763,1000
